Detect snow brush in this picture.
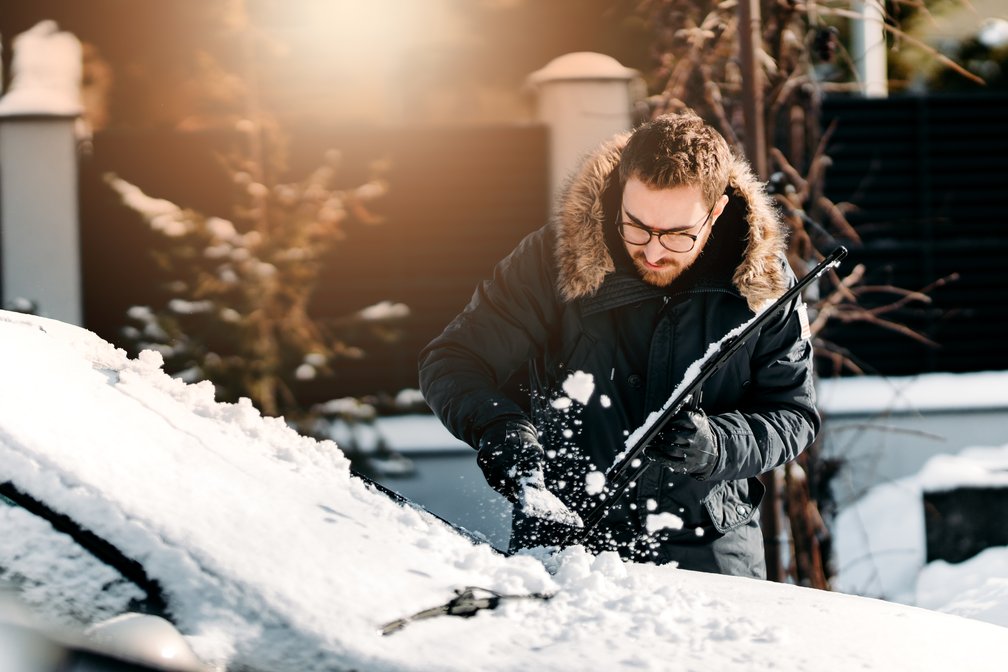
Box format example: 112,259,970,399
560,245,848,548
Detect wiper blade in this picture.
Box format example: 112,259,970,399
381,586,553,635
0,480,168,618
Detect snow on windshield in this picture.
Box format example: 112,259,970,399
1,311,1005,671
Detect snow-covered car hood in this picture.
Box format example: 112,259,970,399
0,310,1005,671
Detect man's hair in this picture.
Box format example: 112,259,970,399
618,113,733,207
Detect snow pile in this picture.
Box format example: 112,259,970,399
0,21,82,117
833,441,1008,615
1,310,1006,671
916,548,1008,628
0,310,533,669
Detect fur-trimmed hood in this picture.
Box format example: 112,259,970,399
554,133,789,312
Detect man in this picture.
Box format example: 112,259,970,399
418,113,819,578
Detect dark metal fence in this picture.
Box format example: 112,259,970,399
79,125,550,400
78,95,1008,402
820,94,1008,376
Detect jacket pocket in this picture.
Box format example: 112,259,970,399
703,477,766,534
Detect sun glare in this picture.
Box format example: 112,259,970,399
276,0,465,121
295,0,435,74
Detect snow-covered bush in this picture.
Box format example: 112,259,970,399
107,148,401,430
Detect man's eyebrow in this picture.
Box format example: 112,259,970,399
621,207,693,232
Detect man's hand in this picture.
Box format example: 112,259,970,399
477,418,546,503
645,408,721,480
477,419,583,528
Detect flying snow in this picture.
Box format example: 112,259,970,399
562,371,595,405
585,471,606,496
646,512,685,534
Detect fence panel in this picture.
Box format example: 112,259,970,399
821,94,1008,376
79,125,549,401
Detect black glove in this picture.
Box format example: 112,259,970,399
645,408,721,480
477,418,546,503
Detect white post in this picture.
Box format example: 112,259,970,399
526,52,643,205
0,21,84,324
851,0,888,98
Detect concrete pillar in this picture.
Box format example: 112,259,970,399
0,21,83,324
526,52,642,204
851,0,888,98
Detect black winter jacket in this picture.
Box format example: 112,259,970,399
419,134,820,578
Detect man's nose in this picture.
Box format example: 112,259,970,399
644,237,669,264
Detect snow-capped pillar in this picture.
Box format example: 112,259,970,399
0,21,84,325
526,52,643,205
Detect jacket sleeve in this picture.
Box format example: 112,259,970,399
706,267,822,481
418,226,561,448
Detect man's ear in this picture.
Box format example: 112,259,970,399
710,194,730,223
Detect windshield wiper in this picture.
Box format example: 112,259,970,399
381,586,553,635
0,480,168,618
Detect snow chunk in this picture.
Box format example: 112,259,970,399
562,371,595,405
591,551,628,580
551,396,572,410
358,301,409,321
205,217,238,241
168,299,214,315
105,177,189,237
517,479,583,529
585,471,606,496
646,513,684,534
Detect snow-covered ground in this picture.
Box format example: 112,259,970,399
1,310,1006,671
814,370,1008,626
831,442,1008,626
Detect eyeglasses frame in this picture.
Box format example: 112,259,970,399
616,201,717,254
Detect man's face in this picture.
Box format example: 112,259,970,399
619,178,728,287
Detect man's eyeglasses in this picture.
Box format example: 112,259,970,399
616,202,715,254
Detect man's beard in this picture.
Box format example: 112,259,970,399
632,253,688,287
